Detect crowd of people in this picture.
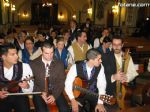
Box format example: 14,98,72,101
0,19,138,112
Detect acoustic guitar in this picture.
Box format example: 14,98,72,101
44,68,59,112
116,49,130,109
0,76,33,93
73,77,116,105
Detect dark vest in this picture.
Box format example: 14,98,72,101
0,60,23,92
102,51,117,96
76,61,101,93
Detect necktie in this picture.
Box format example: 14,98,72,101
45,64,50,77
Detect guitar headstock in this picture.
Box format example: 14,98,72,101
123,48,130,60
100,94,116,105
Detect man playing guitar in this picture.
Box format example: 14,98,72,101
0,43,34,112
65,48,107,112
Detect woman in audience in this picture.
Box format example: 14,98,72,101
18,36,42,63
97,36,111,54
54,37,73,69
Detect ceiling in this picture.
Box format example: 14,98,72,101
11,0,90,12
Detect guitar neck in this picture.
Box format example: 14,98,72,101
45,77,49,93
74,85,99,97
121,59,125,73
73,77,116,105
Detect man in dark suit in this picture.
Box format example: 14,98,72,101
29,41,69,112
69,19,78,42
81,18,93,45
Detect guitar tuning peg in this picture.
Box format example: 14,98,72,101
25,76,28,80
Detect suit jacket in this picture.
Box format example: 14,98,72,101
102,51,117,96
29,56,66,99
14,39,22,51
70,28,78,42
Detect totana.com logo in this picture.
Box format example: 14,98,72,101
118,3,150,7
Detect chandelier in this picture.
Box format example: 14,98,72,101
4,0,10,7
112,0,119,14
42,0,52,7
112,4,119,14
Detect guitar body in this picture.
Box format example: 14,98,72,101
44,75,59,112
73,77,116,105
47,103,59,112
0,76,33,93
116,81,126,109
0,81,20,93
73,77,87,98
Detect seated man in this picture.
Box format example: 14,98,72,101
0,43,34,112
102,36,138,111
29,42,69,112
65,48,106,112
68,30,91,63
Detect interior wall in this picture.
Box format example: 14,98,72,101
0,0,149,27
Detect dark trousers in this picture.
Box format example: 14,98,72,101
76,94,98,112
33,93,70,112
105,104,119,112
0,95,30,112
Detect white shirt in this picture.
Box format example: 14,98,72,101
4,63,34,93
68,43,91,63
19,43,24,50
42,57,52,68
94,38,100,48
65,63,106,104
71,28,75,33
111,53,138,82
94,36,106,48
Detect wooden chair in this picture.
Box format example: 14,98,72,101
142,82,150,105
28,95,59,112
